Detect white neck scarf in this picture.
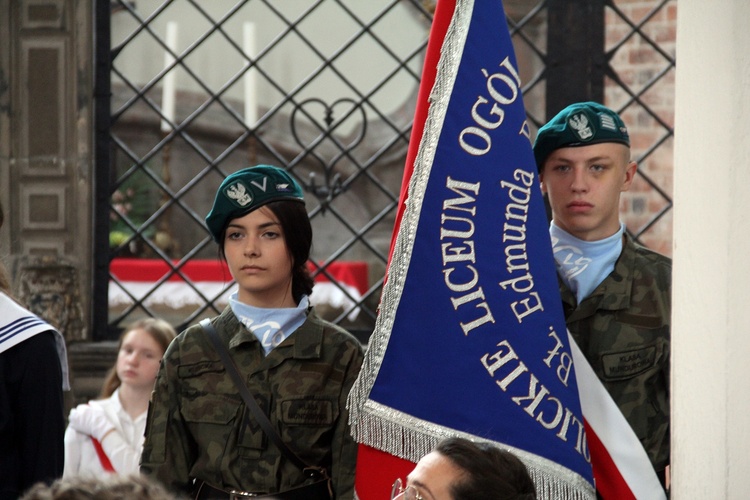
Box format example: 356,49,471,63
0,292,70,390
229,294,309,355
550,222,625,304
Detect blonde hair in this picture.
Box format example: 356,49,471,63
99,318,177,398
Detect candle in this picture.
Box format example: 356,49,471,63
161,21,178,133
243,22,258,129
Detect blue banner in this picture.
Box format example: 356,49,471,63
348,1,595,496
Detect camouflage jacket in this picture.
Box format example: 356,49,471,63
140,305,364,499
560,233,671,474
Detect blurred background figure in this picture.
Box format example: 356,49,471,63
64,318,176,478
0,199,70,500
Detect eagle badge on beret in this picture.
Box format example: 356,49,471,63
569,113,594,141
225,182,253,207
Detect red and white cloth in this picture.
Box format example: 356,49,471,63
63,390,146,478
570,335,666,499
109,259,368,320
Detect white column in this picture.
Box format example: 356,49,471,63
672,1,750,497
243,22,258,129
161,21,178,133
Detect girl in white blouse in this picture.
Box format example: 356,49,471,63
63,318,176,478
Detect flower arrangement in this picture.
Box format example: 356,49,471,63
109,170,157,256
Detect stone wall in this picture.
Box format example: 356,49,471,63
0,0,96,409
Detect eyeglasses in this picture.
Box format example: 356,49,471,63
391,478,424,500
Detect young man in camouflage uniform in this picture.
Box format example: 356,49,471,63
533,102,671,490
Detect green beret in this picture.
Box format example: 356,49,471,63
533,101,629,169
205,165,304,242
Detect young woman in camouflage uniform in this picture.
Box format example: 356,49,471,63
140,165,364,499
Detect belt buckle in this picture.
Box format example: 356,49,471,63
228,490,259,499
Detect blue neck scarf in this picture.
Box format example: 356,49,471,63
550,222,625,304
229,294,309,355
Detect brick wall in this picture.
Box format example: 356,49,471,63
606,0,676,256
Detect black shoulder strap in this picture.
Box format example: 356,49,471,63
199,318,309,471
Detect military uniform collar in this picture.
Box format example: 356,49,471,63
217,305,325,361
267,307,326,359
562,233,637,317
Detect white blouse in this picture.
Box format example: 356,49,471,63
63,389,147,478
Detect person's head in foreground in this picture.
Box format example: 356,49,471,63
21,474,179,500
534,101,636,242
390,437,537,500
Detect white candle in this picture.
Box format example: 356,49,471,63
243,22,258,128
161,21,178,133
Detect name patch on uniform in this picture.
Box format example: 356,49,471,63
614,311,665,329
177,361,224,378
281,399,333,426
601,345,656,380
